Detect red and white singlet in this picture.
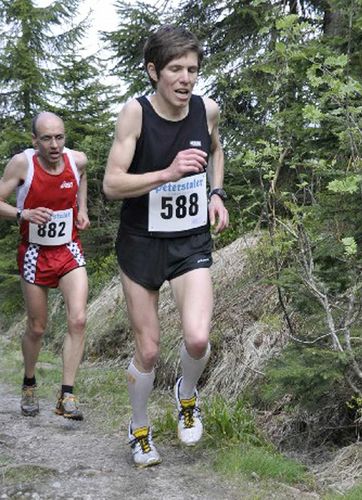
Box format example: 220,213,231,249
16,148,86,287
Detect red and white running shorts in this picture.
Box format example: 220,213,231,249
17,239,86,288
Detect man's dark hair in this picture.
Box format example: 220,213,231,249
144,25,204,89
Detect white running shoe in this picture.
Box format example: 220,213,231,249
128,423,162,468
174,377,203,446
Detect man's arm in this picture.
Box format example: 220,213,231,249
0,153,52,224
204,97,229,233
103,99,208,201
72,150,90,230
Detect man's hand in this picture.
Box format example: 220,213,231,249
208,195,229,234
76,209,90,230
21,207,53,225
166,148,207,182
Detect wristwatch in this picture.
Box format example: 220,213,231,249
16,209,23,224
209,188,227,202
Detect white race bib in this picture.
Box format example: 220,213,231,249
148,172,207,232
29,208,73,246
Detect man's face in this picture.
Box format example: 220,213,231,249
32,116,65,167
150,50,199,108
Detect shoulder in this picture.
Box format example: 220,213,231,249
118,98,142,123
202,96,220,122
0,152,28,194
66,149,87,171
115,98,143,139
5,151,29,178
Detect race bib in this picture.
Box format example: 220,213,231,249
148,172,207,232
29,208,73,246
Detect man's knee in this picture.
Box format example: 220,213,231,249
68,312,87,335
136,343,160,371
26,320,46,340
185,335,209,359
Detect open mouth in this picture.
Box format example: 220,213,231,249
175,89,189,95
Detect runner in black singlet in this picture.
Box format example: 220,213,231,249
103,25,229,468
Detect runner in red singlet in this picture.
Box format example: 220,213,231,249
0,111,90,420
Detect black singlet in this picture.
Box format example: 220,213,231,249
119,94,211,238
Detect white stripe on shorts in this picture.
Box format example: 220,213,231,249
66,241,86,266
23,243,40,283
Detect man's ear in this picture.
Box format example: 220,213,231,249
31,134,37,148
146,62,158,85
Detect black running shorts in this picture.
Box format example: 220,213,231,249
115,230,213,291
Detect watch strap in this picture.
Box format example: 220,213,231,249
209,188,227,201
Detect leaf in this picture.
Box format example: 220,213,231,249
341,237,357,256
324,55,348,68
275,15,299,30
327,176,362,194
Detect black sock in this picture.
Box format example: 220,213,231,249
23,376,36,387
61,385,73,396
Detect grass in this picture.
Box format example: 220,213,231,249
152,393,313,488
0,454,12,466
202,395,265,447
201,395,312,487
214,445,309,485
0,337,63,400
1,464,58,485
324,483,362,500
76,362,130,432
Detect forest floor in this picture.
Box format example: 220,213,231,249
0,382,322,500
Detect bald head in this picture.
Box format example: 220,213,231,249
32,112,64,137
31,112,66,166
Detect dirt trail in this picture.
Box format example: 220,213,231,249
0,383,321,500
0,383,236,500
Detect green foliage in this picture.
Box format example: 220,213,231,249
0,227,23,327
53,53,115,151
0,0,86,159
153,394,266,450
0,337,62,399
203,396,265,447
258,345,351,410
86,253,119,300
346,395,362,422
328,176,362,194
214,445,310,486
341,237,358,256
101,0,166,99
325,483,362,500
152,403,178,440
76,364,130,431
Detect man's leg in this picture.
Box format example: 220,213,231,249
56,266,88,420
121,270,162,467
170,268,213,444
171,267,213,393
20,279,49,416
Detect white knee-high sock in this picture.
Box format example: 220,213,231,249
127,360,155,430
179,342,211,399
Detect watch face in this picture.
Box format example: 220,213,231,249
211,189,227,201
